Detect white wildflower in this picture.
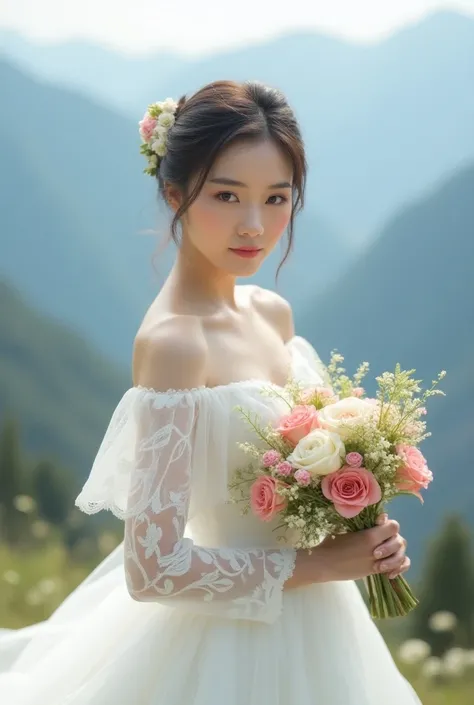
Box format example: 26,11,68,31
464,649,474,667
421,656,443,680
443,647,466,677
31,519,49,539
398,639,431,665
25,588,43,606
38,578,57,596
428,610,458,633
3,570,20,585
13,494,36,514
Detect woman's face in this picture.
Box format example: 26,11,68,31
179,138,294,276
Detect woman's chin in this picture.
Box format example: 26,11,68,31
223,251,264,276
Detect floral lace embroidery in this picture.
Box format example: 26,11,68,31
120,393,296,623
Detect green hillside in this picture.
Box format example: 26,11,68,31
0,280,128,476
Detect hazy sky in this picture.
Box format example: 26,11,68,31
1,0,473,55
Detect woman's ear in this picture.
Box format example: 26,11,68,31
164,182,182,213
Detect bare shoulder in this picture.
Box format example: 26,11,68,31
247,285,295,342
133,315,208,392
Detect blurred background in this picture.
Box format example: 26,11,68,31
1,1,474,700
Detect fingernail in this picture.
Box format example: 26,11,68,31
374,550,383,559
388,573,397,580
380,563,388,571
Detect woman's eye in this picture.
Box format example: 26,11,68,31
216,192,238,203
267,195,287,205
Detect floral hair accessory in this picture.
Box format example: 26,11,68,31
139,98,179,176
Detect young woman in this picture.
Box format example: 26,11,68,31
0,80,421,704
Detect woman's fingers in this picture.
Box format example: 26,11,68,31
373,534,406,560
375,546,409,575
388,556,411,580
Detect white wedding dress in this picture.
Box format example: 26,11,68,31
0,336,421,704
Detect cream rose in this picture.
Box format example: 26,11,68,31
287,429,345,477
318,397,373,440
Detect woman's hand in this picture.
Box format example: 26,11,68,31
372,513,410,580
286,514,411,589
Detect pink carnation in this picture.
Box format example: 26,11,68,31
294,469,312,486
395,444,433,502
321,466,382,518
276,405,321,447
250,476,288,522
139,114,157,143
276,461,293,476
262,450,282,467
352,387,365,398
345,452,363,468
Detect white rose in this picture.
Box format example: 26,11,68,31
158,111,175,129
152,123,167,137
287,429,345,477
318,397,373,440
161,97,178,113
151,139,167,157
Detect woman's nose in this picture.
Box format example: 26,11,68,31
237,211,264,238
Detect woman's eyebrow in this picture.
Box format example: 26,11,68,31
208,177,292,188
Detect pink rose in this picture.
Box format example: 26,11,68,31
250,476,287,522
276,405,321,447
294,469,312,486
395,445,433,501
352,387,365,398
321,466,382,518
139,114,157,142
345,452,363,468
276,461,293,476
262,450,281,467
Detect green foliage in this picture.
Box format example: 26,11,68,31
0,280,128,477
412,515,474,654
0,418,26,544
32,460,77,526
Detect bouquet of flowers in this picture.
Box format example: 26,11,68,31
229,352,446,619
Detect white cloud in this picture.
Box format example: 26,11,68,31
1,0,473,54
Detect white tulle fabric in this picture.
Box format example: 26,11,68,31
0,336,421,705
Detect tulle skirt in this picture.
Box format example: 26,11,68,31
0,545,421,705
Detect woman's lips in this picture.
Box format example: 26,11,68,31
229,247,263,258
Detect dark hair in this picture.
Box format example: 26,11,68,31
157,80,307,278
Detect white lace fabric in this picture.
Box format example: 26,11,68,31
75,336,328,623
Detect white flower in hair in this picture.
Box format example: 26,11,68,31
162,97,178,113
152,139,167,157
139,97,179,176
158,111,175,129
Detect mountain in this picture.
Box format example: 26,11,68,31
0,59,348,362
0,280,128,477
0,31,187,116
296,161,474,566
2,10,473,238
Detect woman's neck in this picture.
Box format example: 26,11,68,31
166,248,239,311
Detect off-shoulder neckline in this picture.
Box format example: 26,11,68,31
134,335,309,397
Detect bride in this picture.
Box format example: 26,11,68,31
0,79,421,704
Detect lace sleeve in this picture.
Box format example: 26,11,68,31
76,387,296,624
